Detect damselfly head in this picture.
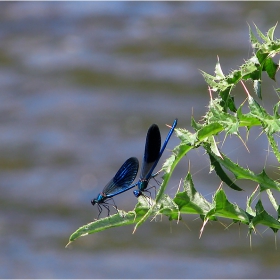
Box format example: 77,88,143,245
133,189,142,198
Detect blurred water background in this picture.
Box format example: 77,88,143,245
1,1,280,278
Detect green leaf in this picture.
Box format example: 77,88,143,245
254,23,270,43
246,186,259,217
208,152,243,191
175,128,197,146
273,102,280,118
248,23,259,48
206,188,249,224
173,172,212,216
227,96,237,113
208,135,222,158
215,57,225,79
237,105,261,129
226,69,242,84
267,23,278,41
267,133,280,164
259,170,280,192
253,79,262,99
250,200,280,231
206,98,239,134
158,194,180,221
66,195,156,245
205,148,280,192
200,70,220,90
246,92,280,135
219,87,237,112
256,50,269,65
66,210,139,246
191,116,203,131
266,189,279,213
263,57,278,80
240,60,258,78
197,123,223,140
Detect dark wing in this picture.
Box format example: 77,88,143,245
141,119,178,180
102,157,139,198
140,124,161,180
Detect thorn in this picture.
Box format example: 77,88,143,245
199,218,209,239
238,135,250,153
217,182,223,191
181,219,191,231
132,225,137,234
250,232,252,251
218,220,228,229
241,80,250,97
223,221,235,231
176,178,183,194
208,86,213,100
177,211,181,225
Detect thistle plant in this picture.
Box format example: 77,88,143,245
67,23,280,247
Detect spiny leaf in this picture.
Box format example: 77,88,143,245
158,194,180,221
248,23,259,48
67,196,153,245
263,57,278,81
253,23,270,43
200,70,220,90
173,172,212,215
240,60,258,78
267,22,278,41
226,69,242,84
266,189,279,213
206,98,239,134
197,123,223,140
253,79,262,99
237,105,262,129
273,102,280,118
246,186,259,217
246,93,280,135
206,188,249,223
227,95,237,113
66,210,139,246
208,152,243,191
206,148,280,192
259,170,280,191
175,128,197,146
215,57,225,79
250,200,280,231
256,49,269,65
208,135,222,159
191,116,203,131
267,133,280,163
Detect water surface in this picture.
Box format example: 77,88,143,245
1,2,280,278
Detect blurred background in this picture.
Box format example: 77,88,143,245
1,1,280,278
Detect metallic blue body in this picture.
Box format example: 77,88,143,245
91,157,139,217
